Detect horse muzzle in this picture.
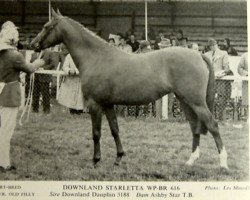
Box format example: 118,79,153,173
30,41,41,52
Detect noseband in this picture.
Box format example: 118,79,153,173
37,16,64,46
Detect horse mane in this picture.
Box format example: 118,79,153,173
65,17,109,45
64,16,134,55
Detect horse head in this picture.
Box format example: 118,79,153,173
30,8,64,51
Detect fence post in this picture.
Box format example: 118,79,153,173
155,95,169,120
162,95,168,120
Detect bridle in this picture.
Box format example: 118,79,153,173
36,16,64,48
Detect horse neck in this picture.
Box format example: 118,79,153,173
59,19,109,72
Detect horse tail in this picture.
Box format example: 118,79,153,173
202,54,215,113
200,54,215,134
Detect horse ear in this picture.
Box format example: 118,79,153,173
51,8,58,19
57,9,62,16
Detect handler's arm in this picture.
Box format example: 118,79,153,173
12,51,45,74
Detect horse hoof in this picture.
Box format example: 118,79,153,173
185,161,194,166
93,158,101,168
220,166,230,174
114,157,123,166
185,158,197,166
94,162,100,168
220,165,229,171
117,152,125,157
114,161,120,166
114,152,125,166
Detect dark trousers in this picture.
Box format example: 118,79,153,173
25,75,30,99
32,80,50,113
69,109,83,115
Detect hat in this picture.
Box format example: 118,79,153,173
2,21,19,30
158,38,172,48
207,38,217,46
0,21,19,46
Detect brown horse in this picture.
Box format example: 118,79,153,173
31,9,228,169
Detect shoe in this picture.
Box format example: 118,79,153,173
0,165,16,173
0,166,6,173
69,109,77,114
5,165,16,171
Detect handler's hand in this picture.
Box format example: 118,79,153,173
215,70,226,78
33,59,45,69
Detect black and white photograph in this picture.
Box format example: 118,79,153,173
0,0,249,199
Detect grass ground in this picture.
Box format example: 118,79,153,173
0,105,248,181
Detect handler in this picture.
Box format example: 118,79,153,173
0,21,44,172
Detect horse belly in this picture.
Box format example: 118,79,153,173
111,79,171,105
108,62,172,105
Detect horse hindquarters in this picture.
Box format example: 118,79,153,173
188,102,228,169
178,54,228,168
180,96,228,169
197,55,228,168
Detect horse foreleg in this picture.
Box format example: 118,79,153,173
90,105,103,167
103,105,125,165
179,100,200,166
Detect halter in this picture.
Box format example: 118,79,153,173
37,16,64,46
46,16,64,30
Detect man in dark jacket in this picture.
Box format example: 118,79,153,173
176,29,188,48
220,38,238,56
30,49,58,114
126,34,140,52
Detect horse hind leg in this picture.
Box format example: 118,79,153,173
191,103,228,169
179,100,201,166
103,105,125,165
